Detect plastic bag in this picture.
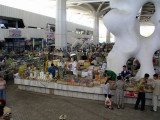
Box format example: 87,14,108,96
105,97,111,106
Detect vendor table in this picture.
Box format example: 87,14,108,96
14,78,160,106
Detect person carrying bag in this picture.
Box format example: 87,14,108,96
103,78,113,110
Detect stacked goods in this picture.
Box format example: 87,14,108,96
94,74,101,83
66,75,74,85
56,75,94,87
37,61,44,71
100,77,107,84
78,60,90,67
80,79,87,86
74,79,81,86
6,58,13,64
45,60,49,72
84,62,90,67
65,62,70,70
78,60,84,66
86,79,94,87
125,91,138,98
130,78,139,91
94,71,107,85
18,65,27,79
53,61,59,66
57,79,64,84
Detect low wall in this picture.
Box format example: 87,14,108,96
14,78,160,106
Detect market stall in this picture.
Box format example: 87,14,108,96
14,55,159,106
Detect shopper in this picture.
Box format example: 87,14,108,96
0,77,6,101
121,65,131,82
1,57,7,63
135,73,149,111
91,59,97,66
114,76,125,109
0,68,3,79
103,78,113,109
0,99,12,119
48,63,57,78
151,74,160,112
0,107,4,120
105,70,117,81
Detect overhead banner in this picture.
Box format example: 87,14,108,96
9,30,21,37
46,32,55,40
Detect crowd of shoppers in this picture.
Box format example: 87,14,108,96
104,65,160,112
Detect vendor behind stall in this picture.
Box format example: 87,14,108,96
48,63,57,78
121,65,131,82
104,70,117,81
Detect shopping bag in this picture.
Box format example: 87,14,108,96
105,97,111,106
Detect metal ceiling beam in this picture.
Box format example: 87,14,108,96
140,15,153,16
97,2,105,12
67,0,110,4
76,5,93,15
99,6,110,17
85,3,95,12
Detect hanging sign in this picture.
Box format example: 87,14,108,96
46,32,55,40
9,30,22,37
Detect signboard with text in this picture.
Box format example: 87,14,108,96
46,32,55,40
9,30,21,37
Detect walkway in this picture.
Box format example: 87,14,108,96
6,84,160,120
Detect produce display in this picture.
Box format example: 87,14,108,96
15,59,154,92
12,46,155,93
15,59,94,87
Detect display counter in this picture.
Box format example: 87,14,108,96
14,78,160,106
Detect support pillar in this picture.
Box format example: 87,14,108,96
55,0,67,49
33,38,35,50
46,38,48,49
16,20,18,29
106,30,111,43
93,13,99,45
42,39,44,48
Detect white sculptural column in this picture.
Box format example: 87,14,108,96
103,0,160,78
106,30,111,43
93,13,99,45
55,0,67,49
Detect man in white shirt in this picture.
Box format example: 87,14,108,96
151,74,160,112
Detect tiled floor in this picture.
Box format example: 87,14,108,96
6,83,160,120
